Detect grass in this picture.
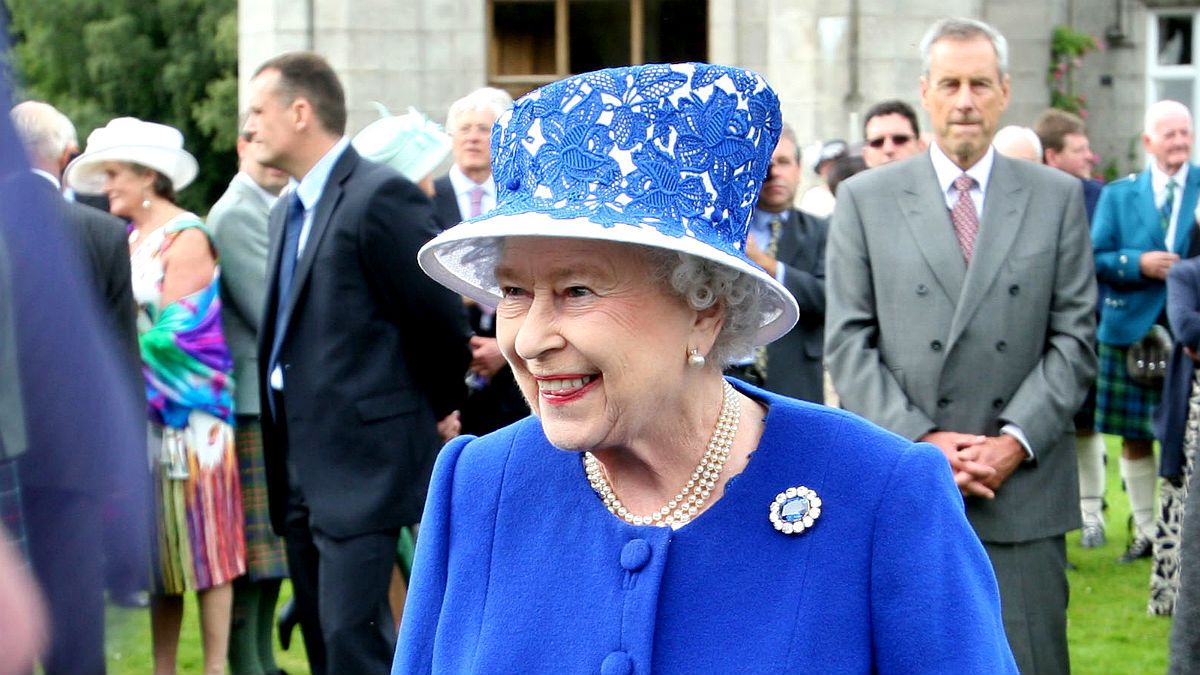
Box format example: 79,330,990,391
106,582,310,674
105,434,1170,673
1067,434,1172,674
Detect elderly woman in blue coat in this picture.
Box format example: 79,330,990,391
393,63,1017,674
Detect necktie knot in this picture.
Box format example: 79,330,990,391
954,174,975,193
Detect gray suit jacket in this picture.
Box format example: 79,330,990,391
209,174,272,416
825,152,1097,543
765,209,826,403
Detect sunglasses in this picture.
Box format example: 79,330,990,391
866,134,913,148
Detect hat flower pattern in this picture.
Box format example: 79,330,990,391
487,62,780,259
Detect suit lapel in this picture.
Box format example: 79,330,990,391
1134,170,1168,251
946,154,1026,350
775,210,802,262
275,147,358,335
261,195,288,344
1173,164,1200,253
898,156,965,302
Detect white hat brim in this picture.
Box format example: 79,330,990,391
64,144,199,195
418,214,800,347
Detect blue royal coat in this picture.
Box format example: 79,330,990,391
1092,166,1200,346
393,381,1017,674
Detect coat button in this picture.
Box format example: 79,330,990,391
1009,284,1019,296
601,651,634,675
621,539,651,572
992,398,1004,409
930,340,943,351
916,284,929,296
937,398,950,409
995,340,1007,352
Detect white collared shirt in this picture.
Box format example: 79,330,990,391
929,141,995,215
31,168,63,193
270,137,350,391
1151,162,1189,252
448,164,496,220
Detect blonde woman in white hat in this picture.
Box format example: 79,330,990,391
66,117,244,675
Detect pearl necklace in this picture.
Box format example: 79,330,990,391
584,380,740,528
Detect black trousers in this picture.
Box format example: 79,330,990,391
284,481,398,675
23,486,106,675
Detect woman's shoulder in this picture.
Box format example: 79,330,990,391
164,211,206,234
767,394,923,453
758,393,947,483
434,417,548,483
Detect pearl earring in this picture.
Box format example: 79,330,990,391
141,192,151,210
687,348,705,368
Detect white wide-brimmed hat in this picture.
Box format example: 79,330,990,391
351,104,451,183
64,117,198,195
418,62,799,346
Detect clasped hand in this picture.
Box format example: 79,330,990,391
918,431,1025,499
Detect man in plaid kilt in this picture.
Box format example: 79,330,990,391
1092,100,1200,562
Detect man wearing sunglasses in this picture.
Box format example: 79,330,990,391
862,100,923,168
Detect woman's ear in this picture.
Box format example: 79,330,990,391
690,301,724,354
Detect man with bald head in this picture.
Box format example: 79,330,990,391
992,125,1042,163
1092,99,1200,564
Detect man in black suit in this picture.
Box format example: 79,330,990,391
244,52,470,673
431,87,528,435
10,100,141,675
727,124,827,403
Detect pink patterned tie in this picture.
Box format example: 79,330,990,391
951,174,979,262
468,185,484,218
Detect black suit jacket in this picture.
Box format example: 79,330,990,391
259,148,471,538
430,173,529,434
765,209,828,403
431,174,462,230
20,177,139,493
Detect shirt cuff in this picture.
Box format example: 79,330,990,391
775,263,786,284
1000,424,1035,462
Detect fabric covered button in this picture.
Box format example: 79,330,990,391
601,651,634,675
930,340,943,351
621,539,651,572
1009,284,1019,296
916,283,929,296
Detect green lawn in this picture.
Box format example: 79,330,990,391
1068,434,1172,675
105,434,1173,673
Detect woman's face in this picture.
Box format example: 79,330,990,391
102,162,154,218
495,237,713,452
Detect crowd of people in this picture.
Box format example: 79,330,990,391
3,12,1200,675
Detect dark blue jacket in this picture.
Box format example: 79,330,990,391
1155,257,1200,478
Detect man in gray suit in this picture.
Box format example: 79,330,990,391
728,124,826,403
208,129,290,675
826,18,1096,675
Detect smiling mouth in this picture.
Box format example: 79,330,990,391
538,375,595,394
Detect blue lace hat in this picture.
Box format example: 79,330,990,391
418,62,799,345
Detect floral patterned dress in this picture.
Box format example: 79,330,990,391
131,214,245,593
